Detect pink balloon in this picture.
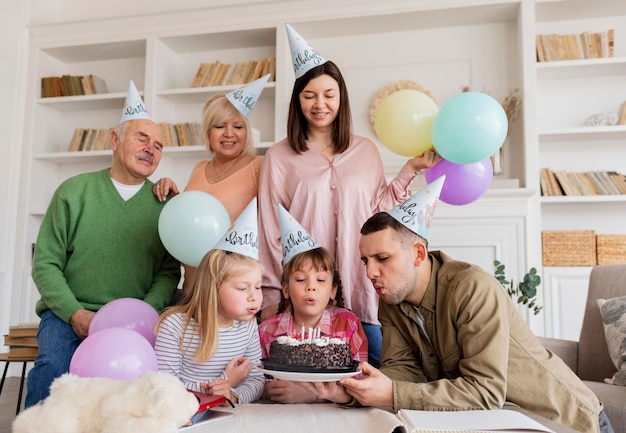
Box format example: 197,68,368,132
89,298,159,346
70,327,158,380
424,158,493,205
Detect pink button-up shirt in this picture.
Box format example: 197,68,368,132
258,136,417,324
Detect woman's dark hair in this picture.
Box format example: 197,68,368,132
287,60,352,154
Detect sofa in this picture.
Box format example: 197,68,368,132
538,264,626,433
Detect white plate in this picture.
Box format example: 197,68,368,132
258,367,361,382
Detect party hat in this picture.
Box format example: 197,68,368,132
286,24,327,79
387,175,445,239
120,80,150,123
213,198,259,261
279,204,320,265
225,74,270,117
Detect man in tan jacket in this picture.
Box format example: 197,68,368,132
314,178,613,433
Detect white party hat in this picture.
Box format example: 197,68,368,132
286,24,327,79
213,198,259,261
120,80,150,123
225,74,270,118
279,204,320,265
387,175,445,239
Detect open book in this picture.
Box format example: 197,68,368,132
397,409,555,433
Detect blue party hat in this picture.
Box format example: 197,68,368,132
225,74,270,117
279,204,320,265
387,176,445,239
120,80,150,123
286,24,327,79
213,198,259,261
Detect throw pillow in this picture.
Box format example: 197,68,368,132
597,295,626,386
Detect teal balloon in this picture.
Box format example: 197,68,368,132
158,191,230,267
431,92,508,164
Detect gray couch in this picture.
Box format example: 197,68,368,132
538,264,626,433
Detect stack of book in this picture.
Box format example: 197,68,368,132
536,29,614,62
159,122,202,147
3,322,39,358
540,168,626,196
67,128,113,151
191,58,276,88
41,74,108,98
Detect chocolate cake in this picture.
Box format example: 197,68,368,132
267,336,353,369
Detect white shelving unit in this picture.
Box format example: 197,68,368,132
22,0,607,335
534,0,626,337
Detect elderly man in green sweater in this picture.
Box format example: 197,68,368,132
25,81,181,408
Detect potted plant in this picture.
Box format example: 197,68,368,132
493,260,543,315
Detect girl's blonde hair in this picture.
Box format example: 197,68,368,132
201,93,256,157
277,247,345,314
156,249,261,362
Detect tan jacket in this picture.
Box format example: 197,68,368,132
379,251,601,433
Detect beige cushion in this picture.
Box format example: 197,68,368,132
597,295,626,386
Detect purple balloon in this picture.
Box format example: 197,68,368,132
89,298,159,346
424,158,493,205
70,327,158,381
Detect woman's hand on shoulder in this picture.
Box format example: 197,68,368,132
406,151,441,173
152,177,180,202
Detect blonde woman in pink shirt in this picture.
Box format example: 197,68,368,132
257,26,438,367
154,76,269,293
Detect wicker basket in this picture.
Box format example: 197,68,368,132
596,234,626,264
542,230,596,266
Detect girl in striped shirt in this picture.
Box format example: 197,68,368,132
154,249,265,404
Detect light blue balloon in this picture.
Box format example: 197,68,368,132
158,191,231,267
432,92,508,164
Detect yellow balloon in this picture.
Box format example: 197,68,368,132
374,89,439,157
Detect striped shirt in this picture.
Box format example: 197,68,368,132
258,306,368,362
154,312,264,403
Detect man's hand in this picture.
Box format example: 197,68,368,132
338,361,394,407
309,381,352,404
69,309,95,339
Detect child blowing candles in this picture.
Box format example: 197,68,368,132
154,198,265,404
258,205,368,403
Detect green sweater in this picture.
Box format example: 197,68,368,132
33,168,181,321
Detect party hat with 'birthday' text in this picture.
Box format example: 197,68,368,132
286,24,327,79
279,204,320,265
120,80,150,123
225,74,270,118
387,175,445,239
213,198,259,261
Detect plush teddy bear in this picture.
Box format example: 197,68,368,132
13,371,199,433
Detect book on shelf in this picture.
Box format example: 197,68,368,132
66,128,112,152
536,29,615,62
539,168,563,196
540,169,626,197
190,58,276,87
41,74,107,98
8,322,39,338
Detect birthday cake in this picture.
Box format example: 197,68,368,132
265,335,354,371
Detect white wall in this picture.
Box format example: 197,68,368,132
0,2,30,339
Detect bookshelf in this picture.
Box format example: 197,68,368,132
24,0,626,338
534,0,626,338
